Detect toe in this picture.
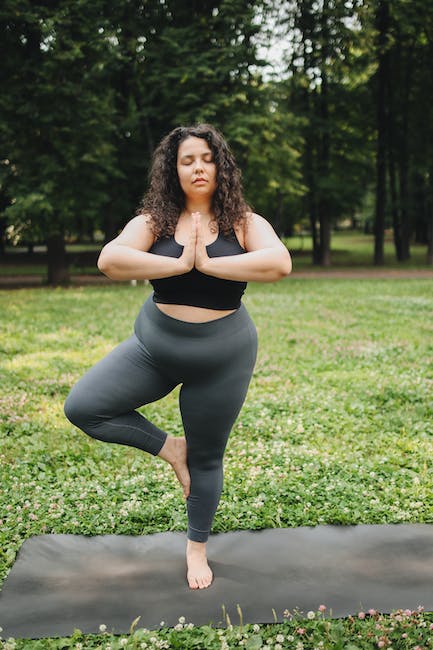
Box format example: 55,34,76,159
188,575,199,589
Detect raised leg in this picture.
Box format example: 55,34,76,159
64,335,177,456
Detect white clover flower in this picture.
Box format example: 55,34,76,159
174,623,183,631
75,644,83,650
105,645,112,650
253,624,260,633
178,616,185,624
307,610,315,619
99,624,107,633
140,644,147,649
287,635,294,642
275,645,282,650
160,621,165,626
119,638,128,647
276,634,285,643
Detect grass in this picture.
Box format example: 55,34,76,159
1,279,433,648
284,231,431,269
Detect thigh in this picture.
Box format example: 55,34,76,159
179,356,255,464
66,334,176,418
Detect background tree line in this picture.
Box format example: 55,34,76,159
1,0,432,283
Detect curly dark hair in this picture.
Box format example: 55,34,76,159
136,124,250,238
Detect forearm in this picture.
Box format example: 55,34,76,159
200,247,292,282
97,244,187,280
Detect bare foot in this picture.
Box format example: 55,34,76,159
158,436,191,499
186,540,213,589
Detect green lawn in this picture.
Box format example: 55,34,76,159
1,280,433,648
284,231,431,269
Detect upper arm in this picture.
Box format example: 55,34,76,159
243,212,287,253
103,214,156,252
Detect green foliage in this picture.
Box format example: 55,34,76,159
0,0,270,251
227,81,306,232
0,0,118,240
1,279,433,647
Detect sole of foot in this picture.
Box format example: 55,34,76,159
158,436,191,499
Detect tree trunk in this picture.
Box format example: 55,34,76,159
374,0,389,266
397,38,415,261
305,132,320,263
274,190,284,236
427,171,433,265
47,234,70,286
317,0,331,266
386,47,403,261
413,172,427,244
319,212,331,266
0,217,6,256
389,155,403,260
103,204,119,244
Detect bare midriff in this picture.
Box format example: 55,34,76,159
155,303,236,323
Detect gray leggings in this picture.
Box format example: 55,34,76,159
64,296,258,542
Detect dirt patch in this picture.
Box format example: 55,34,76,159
0,269,432,289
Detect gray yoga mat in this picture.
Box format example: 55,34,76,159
1,524,433,640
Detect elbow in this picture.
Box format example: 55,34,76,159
275,251,292,279
97,248,117,279
282,255,292,277
97,249,109,274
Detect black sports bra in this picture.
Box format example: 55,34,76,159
149,230,247,310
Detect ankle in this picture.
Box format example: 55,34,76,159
157,435,175,463
187,539,207,553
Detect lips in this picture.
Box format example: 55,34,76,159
193,178,207,184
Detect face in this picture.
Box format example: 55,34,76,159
176,136,217,200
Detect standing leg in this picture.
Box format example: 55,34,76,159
179,331,257,588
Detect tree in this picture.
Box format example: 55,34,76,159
373,0,389,265
1,0,271,282
281,0,374,264
0,0,117,283
370,0,433,264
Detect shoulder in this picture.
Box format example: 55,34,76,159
234,212,264,249
245,212,270,228
133,213,154,228
106,213,156,251
241,212,287,252
238,212,272,236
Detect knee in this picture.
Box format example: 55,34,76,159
188,450,224,472
64,388,91,429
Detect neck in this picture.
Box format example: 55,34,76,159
184,199,213,217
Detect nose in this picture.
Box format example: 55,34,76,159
193,158,203,173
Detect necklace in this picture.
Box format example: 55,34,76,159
184,209,214,220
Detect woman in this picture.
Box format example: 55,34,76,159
64,124,292,590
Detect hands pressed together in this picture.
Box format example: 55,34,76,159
180,212,211,274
